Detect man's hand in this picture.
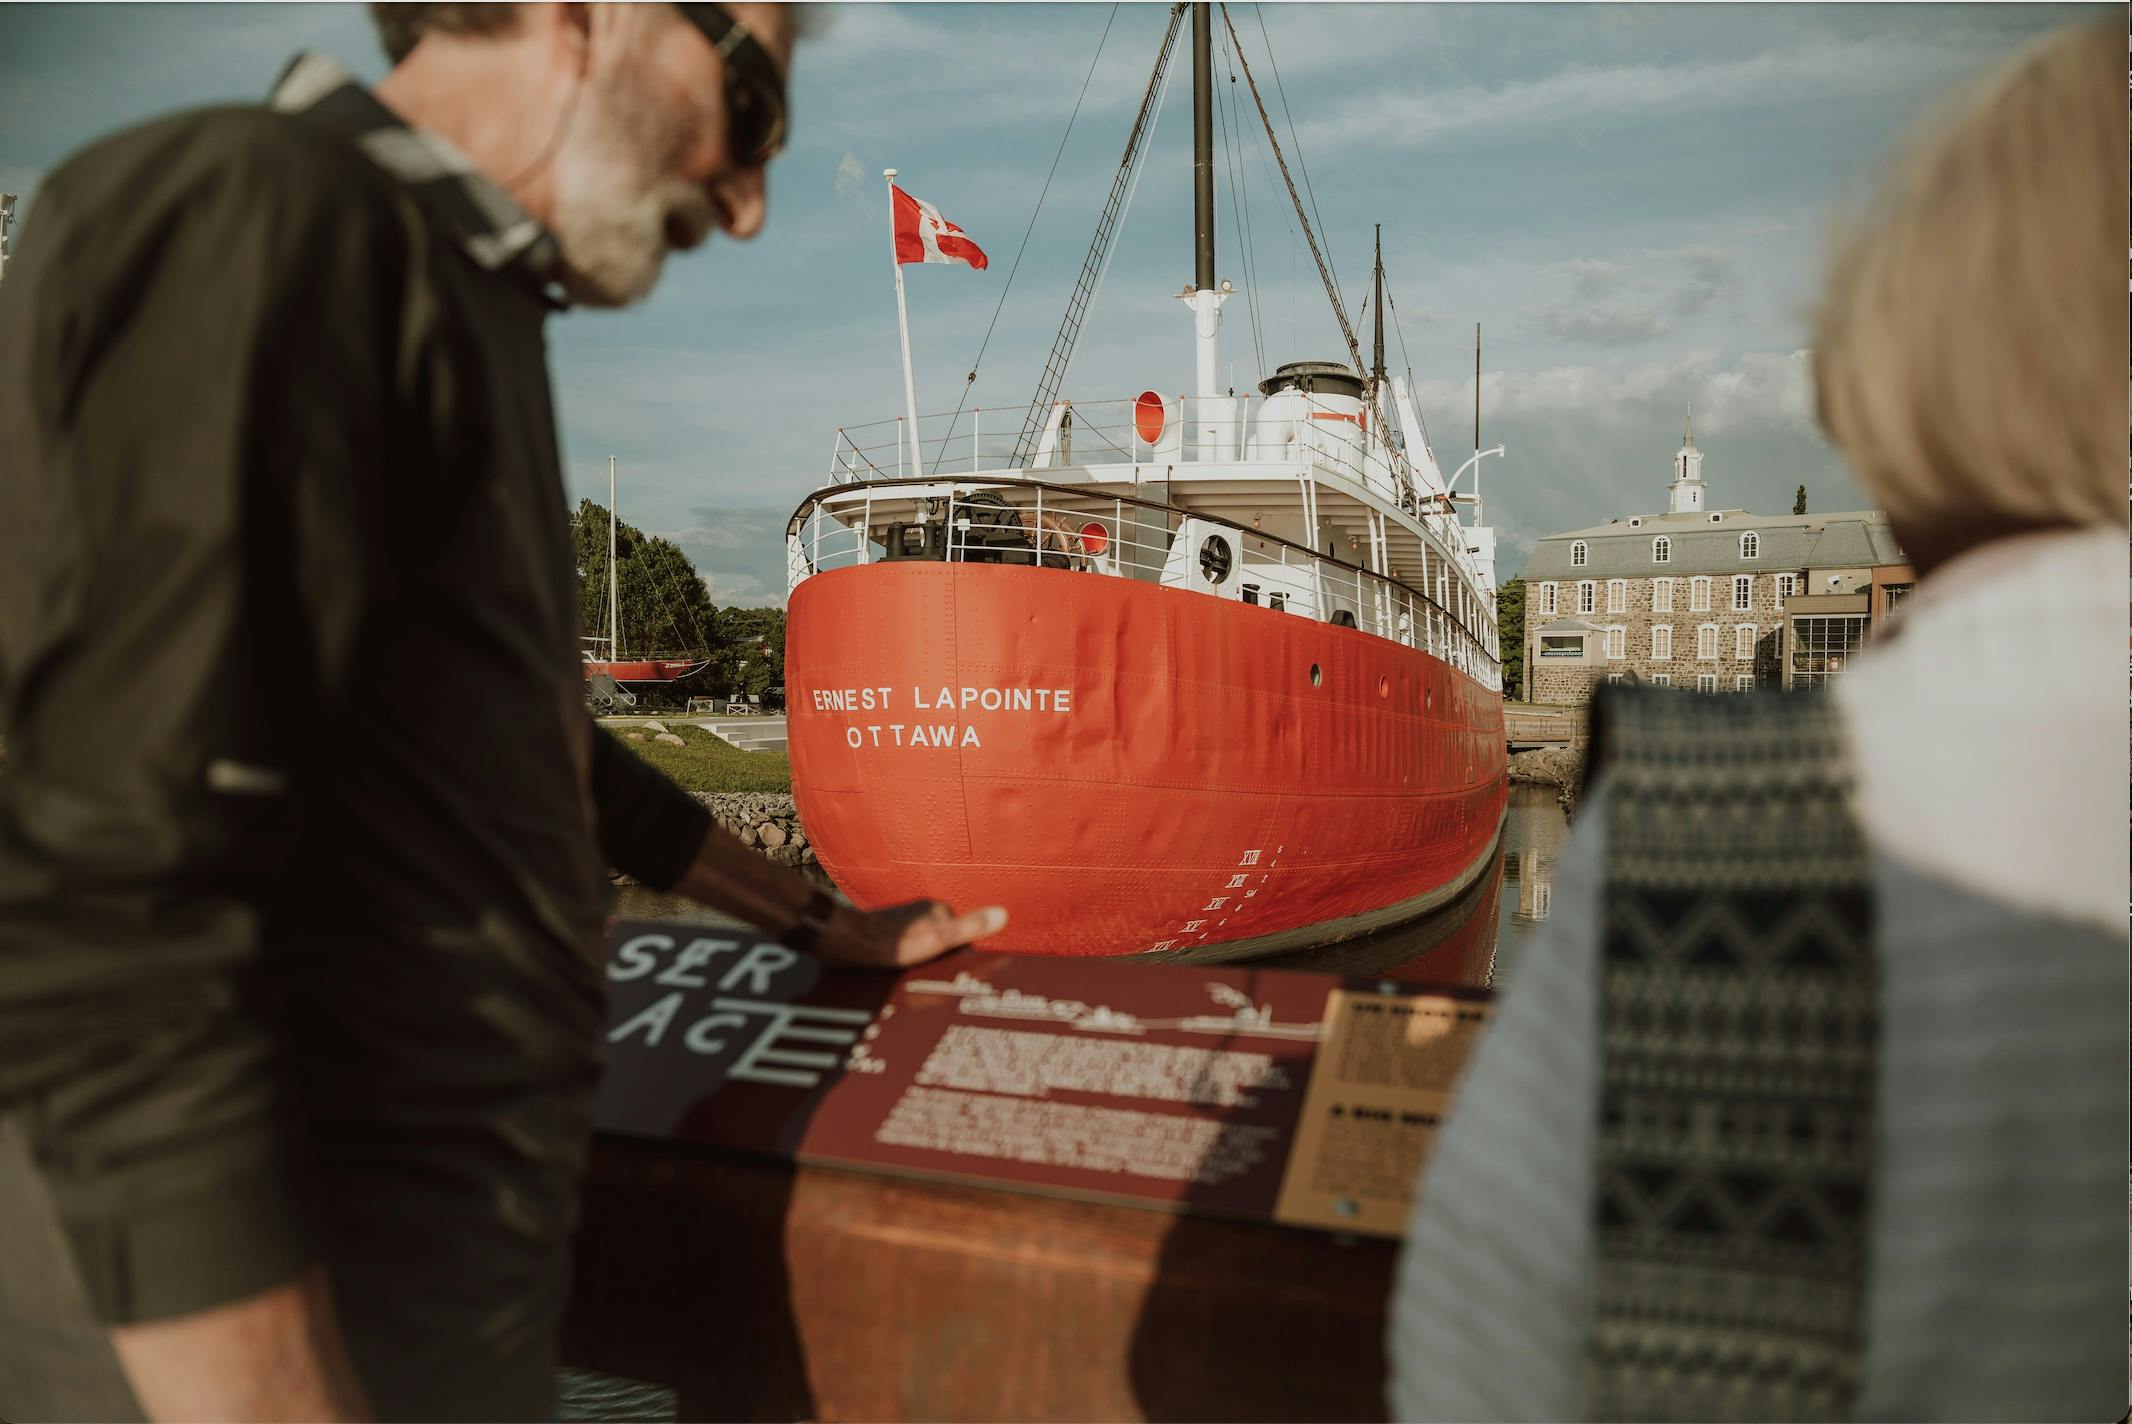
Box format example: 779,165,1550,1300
817,899,1009,969
666,821,1006,969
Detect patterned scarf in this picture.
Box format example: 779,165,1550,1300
1586,685,1878,1421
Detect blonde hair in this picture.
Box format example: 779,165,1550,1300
1813,21,2127,570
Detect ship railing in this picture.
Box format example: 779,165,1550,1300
828,400,1187,482
825,393,1433,509
787,476,1499,689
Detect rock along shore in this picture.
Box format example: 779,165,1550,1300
694,791,813,867
1507,746,1587,820
612,792,831,891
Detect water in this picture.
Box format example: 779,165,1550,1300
613,783,1575,987
1491,783,1575,987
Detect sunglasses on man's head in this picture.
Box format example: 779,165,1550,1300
675,2,788,167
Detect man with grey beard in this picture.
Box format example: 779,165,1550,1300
0,5,1005,1419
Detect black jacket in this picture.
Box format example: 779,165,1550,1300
0,57,712,1354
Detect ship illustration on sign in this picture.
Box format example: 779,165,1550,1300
784,4,1507,961
905,973,1325,1043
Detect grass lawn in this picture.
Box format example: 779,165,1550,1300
608,723,793,794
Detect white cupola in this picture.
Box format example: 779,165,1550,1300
1668,405,1705,514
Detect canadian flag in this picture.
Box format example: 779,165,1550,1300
891,184,989,270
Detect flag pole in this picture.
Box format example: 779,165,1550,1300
885,169,925,478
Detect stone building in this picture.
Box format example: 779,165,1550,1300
1520,418,1910,704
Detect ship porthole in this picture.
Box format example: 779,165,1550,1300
1378,675,1389,699
1309,663,1322,687
1198,535,1233,584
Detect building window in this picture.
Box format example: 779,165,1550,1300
1732,574,1753,611
1606,672,1625,685
1774,572,1793,608
1790,613,1869,688
1570,540,1587,568
1739,531,1760,559
1652,535,1671,564
1652,577,1673,613
1577,581,1596,615
1650,674,1671,688
1606,578,1627,613
1606,626,1626,659
1697,624,1719,660
1690,576,1712,612
1538,581,1557,615
1735,675,1755,692
1883,582,1914,619
1651,624,1673,660
1697,673,1718,694
1735,623,1756,660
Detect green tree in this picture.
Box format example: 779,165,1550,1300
718,606,787,700
1793,484,1808,515
1495,577,1527,702
571,499,719,658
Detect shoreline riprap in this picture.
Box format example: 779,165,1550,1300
1508,746,1586,820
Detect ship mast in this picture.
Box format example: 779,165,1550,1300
1183,2,1228,459
1192,3,1215,297
1371,225,1387,396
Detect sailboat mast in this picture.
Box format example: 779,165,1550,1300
607,455,620,659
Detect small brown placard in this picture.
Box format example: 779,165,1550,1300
1272,990,1494,1236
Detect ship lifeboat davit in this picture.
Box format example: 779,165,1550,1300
787,561,1507,961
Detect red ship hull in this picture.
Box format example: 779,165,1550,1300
787,562,1507,961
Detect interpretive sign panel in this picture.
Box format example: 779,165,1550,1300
595,920,1492,1237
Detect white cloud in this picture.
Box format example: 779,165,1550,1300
1558,258,1627,301
1515,246,1748,348
1527,300,1671,348
834,152,866,199
700,570,785,608
1301,32,2009,152
1413,348,1814,433
1693,350,1816,433
1657,245,1744,316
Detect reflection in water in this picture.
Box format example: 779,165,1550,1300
610,786,1575,990
1493,784,1574,987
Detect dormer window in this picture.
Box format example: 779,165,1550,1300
1570,540,1588,568
1652,535,1670,564
1739,531,1760,559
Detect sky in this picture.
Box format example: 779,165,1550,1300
0,2,2098,601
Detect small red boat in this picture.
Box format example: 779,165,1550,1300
582,455,711,690
582,657,709,685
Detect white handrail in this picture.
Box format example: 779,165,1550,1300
785,475,1500,690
